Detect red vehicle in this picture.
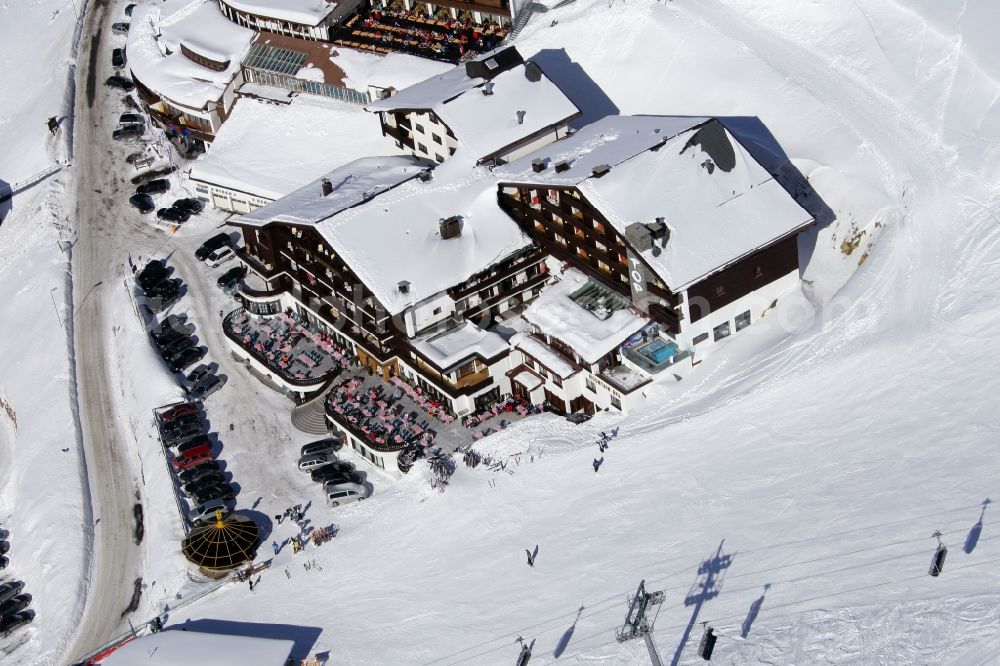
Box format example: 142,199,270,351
171,452,213,470
158,402,199,423
175,441,211,459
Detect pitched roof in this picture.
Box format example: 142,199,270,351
498,117,814,290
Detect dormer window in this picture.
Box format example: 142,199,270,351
485,58,499,70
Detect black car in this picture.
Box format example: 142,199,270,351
125,3,136,16
311,461,357,482
112,47,127,69
194,483,236,505
120,112,144,125
153,314,189,335
157,335,195,358
129,193,154,214
147,291,182,314
173,198,205,215
182,466,225,486
0,594,30,618
317,470,366,486
151,324,189,346
157,207,189,224
0,609,34,635
159,412,200,434
136,179,170,196
105,75,134,91
112,125,143,141
168,346,206,373
186,364,213,385
216,265,247,289
144,277,182,298
0,581,24,605
195,232,231,261
111,22,130,34
184,473,226,497
177,460,221,482
137,260,170,289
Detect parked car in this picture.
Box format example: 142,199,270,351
185,364,213,385
119,112,144,125
146,291,182,314
312,465,362,485
153,314,190,336
168,346,206,373
325,482,371,507
216,265,247,290
128,193,154,214
136,259,170,290
157,207,189,224
205,246,234,268
111,22,130,35
0,609,34,634
189,498,231,524
188,374,225,401
158,413,200,435
321,471,366,489
301,437,343,458
0,581,24,605
0,540,9,555
171,452,212,470
151,325,189,347
144,278,183,300
136,179,170,196
162,424,204,446
105,75,134,91
172,198,205,215
0,556,7,570
158,402,199,423
183,473,226,497
0,594,30,618
195,232,231,260
111,47,127,69
194,483,236,505
177,460,220,482
112,124,143,141
156,334,194,358
181,467,225,488
298,453,333,471
124,3,136,16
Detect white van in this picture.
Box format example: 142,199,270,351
298,452,332,471
205,246,234,268
326,481,371,507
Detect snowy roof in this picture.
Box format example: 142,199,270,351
100,629,294,665
495,115,708,186
235,155,427,226
511,369,543,392
498,117,814,290
221,0,338,26
511,333,575,379
367,48,579,162
128,0,254,111
412,321,509,372
521,268,648,364
189,96,387,201
314,167,533,315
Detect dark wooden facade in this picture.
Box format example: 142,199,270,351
497,184,683,333
686,234,799,323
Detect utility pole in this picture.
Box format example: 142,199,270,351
617,579,666,665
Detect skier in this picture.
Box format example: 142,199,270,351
275,513,283,525
525,548,535,567
47,116,58,135
593,457,603,473
272,540,280,555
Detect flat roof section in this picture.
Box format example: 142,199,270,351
251,32,347,87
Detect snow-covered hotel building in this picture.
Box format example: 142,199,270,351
217,0,363,41
128,0,256,149
367,47,579,165
222,49,813,467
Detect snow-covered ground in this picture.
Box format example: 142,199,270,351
1,0,999,664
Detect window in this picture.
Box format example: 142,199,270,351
715,285,725,297
753,265,764,279
611,395,622,410
417,143,427,154
576,247,588,259
735,311,751,331
435,154,445,163
432,133,442,144
595,240,607,252
552,374,562,388
593,220,605,233
432,307,442,315
598,260,611,273
555,233,567,247
713,322,731,341
693,332,709,345
415,123,425,133
585,376,596,392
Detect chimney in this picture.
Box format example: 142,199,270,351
321,178,333,196
418,168,433,182
592,164,611,178
647,218,669,242
482,81,495,95
398,280,410,294
523,61,542,82
531,158,546,173
625,222,653,252
515,110,526,125
554,160,571,173
439,215,463,239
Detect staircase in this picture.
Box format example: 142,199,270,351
291,393,331,435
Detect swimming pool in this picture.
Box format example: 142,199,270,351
637,338,679,364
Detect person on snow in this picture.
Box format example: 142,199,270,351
272,540,280,555
593,457,604,473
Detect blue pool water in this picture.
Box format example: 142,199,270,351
639,339,679,364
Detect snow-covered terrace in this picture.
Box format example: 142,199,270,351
411,321,509,372
511,332,575,379
498,116,814,291
128,0,255,112
189,96,386,202
521,268,648,365
222,0,338,26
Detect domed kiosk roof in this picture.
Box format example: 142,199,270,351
182,513,260,571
